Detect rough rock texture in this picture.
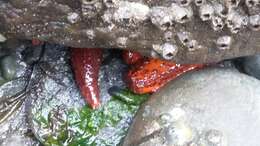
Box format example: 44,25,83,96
0,0,260,63
0,42,129,145
123,68,260,146
0,44,39,145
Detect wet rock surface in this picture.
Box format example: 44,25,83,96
0,0,260,63
1,39,260,145
0,44,39,145
28,46,133,145
123,68,260,146
0,41,140,145
239,55,260,80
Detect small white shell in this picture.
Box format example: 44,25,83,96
171,4,193,23
194,0,206,6
187,40,199,51
199,3,214,21
152,43,178,60
81,0,103,18
211,16,225,31
0,34,7,42
113,1,150,23
175,0,193,6
67,12,80,24
226,9,248,33
177,31,192,45
224,0,241,8
212,1,227,18
245,0,259,8
103,0,119,8
150,7,174,30
85,29,96,40
216,36,233,50
161,43,179,60
116,37,128,47
249,14,260,31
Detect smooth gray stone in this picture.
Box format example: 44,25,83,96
241,55,260,80
0,55,17,80
123,68,260,146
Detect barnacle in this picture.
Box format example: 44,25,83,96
199,3,215,21
194,0,206,6
113,1,150,24
246,0,259,8
161,43,179,60
224,0,241,8
66,12,80,24
0,34,7,43
211,15,225,31
175,0,193,6
150,7,174,30
216,36,233,50
171,3,193,23
103,0,119,8
249,14,260,31
226,9,248,33
81,0,103,18
152,43,179,60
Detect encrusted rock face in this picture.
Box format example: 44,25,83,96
0,0,260,63
123,68,260,146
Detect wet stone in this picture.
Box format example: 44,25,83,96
240,55,260,80
29,47,132,145
0,46,39,145
0,55,18,81
123,68,260,146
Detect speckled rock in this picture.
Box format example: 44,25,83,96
240,55,260,80
0,0,260,63
0,45,39,145
123,68,260,146
28,46,131,145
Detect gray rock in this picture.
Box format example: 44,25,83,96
0,46,39,145
28,46,129,145
241,55,260,80
0,55,17,80
0,0,259,63
123,68,260,146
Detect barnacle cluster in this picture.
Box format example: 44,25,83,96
81,0,103,18
152,43,179,60
177,31,199,52
100,0,259,31
80,0,259,60
0,0,258,63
